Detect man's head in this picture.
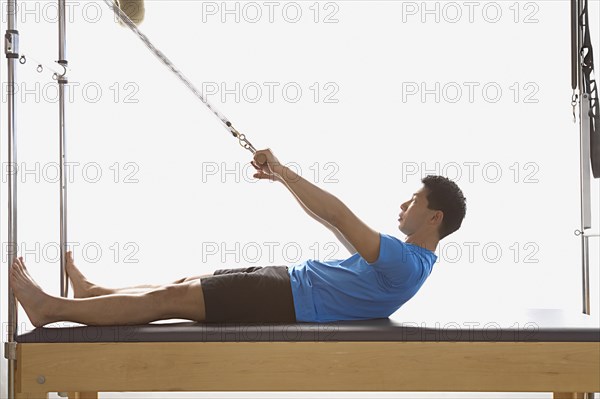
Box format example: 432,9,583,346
399,175,466,244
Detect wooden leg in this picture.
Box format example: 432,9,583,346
15,393,48,399
68,393,99,399
554,393,587,399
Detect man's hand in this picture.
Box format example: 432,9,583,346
251,149,282,181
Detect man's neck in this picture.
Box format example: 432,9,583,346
405,235,438,253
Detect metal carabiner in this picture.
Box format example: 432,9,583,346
572,91,579,123
229,125,258,154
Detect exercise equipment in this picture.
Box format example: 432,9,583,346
3,1,600,398
571,0,600,330
9,308,600,398
573,0,600,179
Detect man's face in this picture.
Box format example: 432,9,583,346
398,187,432,235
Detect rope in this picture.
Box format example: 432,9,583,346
102,0,259,154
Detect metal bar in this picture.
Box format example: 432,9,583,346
576,0,592,316
59,0,66,61
58,0,69,298
580,95,592,227
4,0,19,397
579,95,592,315
581,234,591,314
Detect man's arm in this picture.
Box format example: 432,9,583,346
271,163,380,263
278,175,356,255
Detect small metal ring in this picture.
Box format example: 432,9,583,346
58,63,67,78
52,73,58,81
19,55,26,64
574,229,583,236
37,64,43,73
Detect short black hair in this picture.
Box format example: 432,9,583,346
421,175,467,240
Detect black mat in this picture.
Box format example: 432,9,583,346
15,308,600,343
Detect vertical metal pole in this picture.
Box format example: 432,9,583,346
58,0,69,299
573,2,594,397
4,0,19,398
580,96,592,315
576,0,592,316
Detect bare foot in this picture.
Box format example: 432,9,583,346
65,251,107,298
10,256,58,328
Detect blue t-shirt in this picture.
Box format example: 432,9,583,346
287,233,437,322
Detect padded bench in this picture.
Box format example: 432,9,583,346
11,308,600,398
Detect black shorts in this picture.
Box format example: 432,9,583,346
200,266,297,323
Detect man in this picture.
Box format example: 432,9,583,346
10,149,467,327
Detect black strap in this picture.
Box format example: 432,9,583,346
572,0,578,90
580,0,600,178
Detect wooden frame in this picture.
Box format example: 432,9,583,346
14,340,600,398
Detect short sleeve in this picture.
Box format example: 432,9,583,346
366,233,422,286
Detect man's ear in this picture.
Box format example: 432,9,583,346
432,210,443,227
116,0,145,26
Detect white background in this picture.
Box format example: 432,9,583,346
1,0,600,398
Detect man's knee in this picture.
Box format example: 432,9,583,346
173,275,211,284
153,281,205,322
154,283,192,301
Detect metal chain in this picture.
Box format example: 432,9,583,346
102,0,259,155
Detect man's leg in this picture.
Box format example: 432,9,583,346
89,274,213,296
51,280,206,326
11,257,206,327
65,250,214,297
174,275,213,284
